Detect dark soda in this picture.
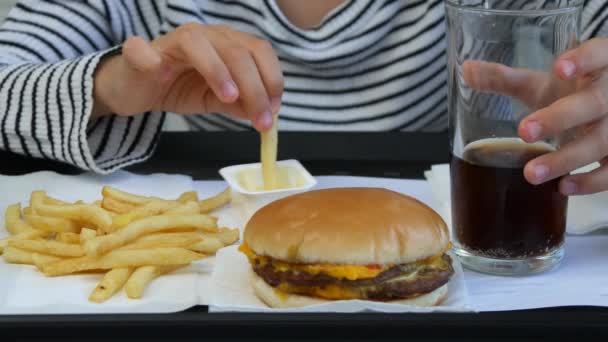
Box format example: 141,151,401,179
450,138,567,258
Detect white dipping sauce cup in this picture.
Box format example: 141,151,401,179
219,159,317,225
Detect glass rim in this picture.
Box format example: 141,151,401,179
444,0,583,15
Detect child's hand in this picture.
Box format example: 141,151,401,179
463,38,608,195
93,23,284,132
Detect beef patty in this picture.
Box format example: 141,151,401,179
253,254,454,300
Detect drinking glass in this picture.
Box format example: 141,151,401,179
445,0,583,275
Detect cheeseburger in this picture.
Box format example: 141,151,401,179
239,188,454,308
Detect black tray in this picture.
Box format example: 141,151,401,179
1,132,606,341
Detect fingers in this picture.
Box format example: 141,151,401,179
524,118,608,185
221,46,272,131
518,76,608,142
240,39,283,116
462,60,550,108
555,38,608,80
157,24,280,131
122,37,162,72
168,24,239,104
560,161,608,195
222,29,284,114
208,30,275,131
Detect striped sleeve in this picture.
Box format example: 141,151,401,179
0,0,166,174
583,0,608,39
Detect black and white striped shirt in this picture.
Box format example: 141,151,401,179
0,0,606,173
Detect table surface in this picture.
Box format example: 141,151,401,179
1,132,606,341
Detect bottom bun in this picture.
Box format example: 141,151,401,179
252,273,448,309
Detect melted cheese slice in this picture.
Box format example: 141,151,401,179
240,244,387,280
239,243,450,280
239,243,452,301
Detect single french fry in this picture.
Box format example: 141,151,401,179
24,214,79,233
16,229,45,240
56,232,81,245
188,236,224,254
0,229,46,255
177,191,198,203
120,233,203,250
80,228,97,244
44,194,70,206
135,232,205,243
3,246,62,266
89,268,133,303
35,204,111,231
42,248,205,276
215,228,240,245
29,191,46,212
22,207,33,216
260,114,279,190
32,253,62,269
9,239,84,257
125,265,185,299
84,215,218,256
101,197,136,215
199,188,231,213
102,186,156,206
5,203,36,235
163,201,199,215
108,200,179,233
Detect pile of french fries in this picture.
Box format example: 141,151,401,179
0,186,238,303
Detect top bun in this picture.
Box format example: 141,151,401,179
244,188,449,265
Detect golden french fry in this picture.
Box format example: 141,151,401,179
42,248,205,276
108,200,179,233
3,246,62,266
188,236,224,254
260,114,279,190
163,201,199,215
5,203,36,235
44,194,70,206
22,207,33,216
84,214,217,256
177,191,198,203
120,233,203,250
216,228,240,245
125,265,185,299
134,232,205,242
29,191,46,212
199,188,231,213
89,268,133,303
101,197,136,214
24,214,79,233
32,253,62,268
56,232,81,245
35,204,111,231
102,186,156,206
0,229,47,255
17,229,45,240
80,228,97,244
9,239,84,257
92,200,102,207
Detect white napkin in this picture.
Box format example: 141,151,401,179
208,246,472,313
0,171,214,314
424,164,608,235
